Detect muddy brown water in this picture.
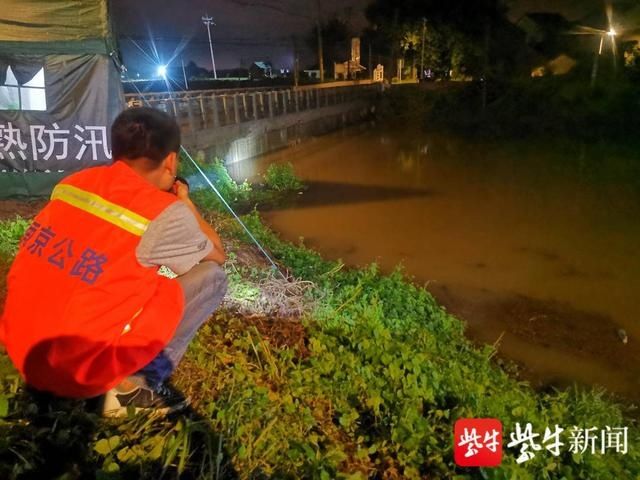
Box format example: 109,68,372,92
227,126,640,400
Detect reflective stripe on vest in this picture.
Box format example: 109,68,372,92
51,184,151,236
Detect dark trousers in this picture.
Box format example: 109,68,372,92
130,262,228,389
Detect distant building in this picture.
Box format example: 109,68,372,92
303,66,320,80
334,38,366,80
250,61,273,79
373,64,384,82
531,54,578,77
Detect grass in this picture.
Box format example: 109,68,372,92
262,163,304,193
181,156,304,215
0,217,30,258
0,163,638,479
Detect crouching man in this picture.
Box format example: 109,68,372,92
1,107,227,416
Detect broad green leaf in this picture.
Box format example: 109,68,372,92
94,436,120,456
0,395,8,418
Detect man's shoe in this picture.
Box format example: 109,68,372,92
101,383,190,417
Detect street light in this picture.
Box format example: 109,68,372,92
202,14,218,80
157,65,167,79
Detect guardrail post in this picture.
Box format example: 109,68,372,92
294,89,299,112
199,95,207,128
233,94,240,124
282,90,287,114
222,95,229,124
186,97,196,133
170,98,178,117
242,93,248,122
252,93,259,120
268,91,274,118
259,92,265,118
212,94,220,128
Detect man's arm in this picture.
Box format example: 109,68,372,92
174,180,226,265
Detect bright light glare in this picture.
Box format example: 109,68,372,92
608,28,617,37
157,65,167,78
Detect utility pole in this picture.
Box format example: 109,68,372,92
347,38,351,80
610,31,618,75
314,0,324,82
591,35,605,88
202,14,218,80
181,58,189,90
420,18,426,80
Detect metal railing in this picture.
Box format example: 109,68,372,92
124,84,379,134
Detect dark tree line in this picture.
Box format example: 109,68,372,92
364,0,529,80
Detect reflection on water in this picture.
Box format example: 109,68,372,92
228,126,640,398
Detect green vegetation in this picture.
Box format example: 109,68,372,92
262,163,304,192
181,156,303,213
379,77,640,144
365,0,640,145
179,156,253,210
0,163,638,478
365,0,525,81
0,217,29,258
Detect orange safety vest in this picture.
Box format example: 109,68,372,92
1,161,185,398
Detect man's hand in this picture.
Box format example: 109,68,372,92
172,178,190,201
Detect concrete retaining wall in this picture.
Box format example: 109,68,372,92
126,83,380,165
182,101,375,164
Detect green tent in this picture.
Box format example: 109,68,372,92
0,0,124,198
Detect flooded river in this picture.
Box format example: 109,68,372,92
227,126,640,399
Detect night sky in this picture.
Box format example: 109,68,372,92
110,0,370,74
110,0,609,74
508,0,605,21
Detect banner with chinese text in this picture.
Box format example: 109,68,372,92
0,54,124,197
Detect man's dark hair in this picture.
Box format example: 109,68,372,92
111,107,181,167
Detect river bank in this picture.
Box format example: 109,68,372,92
227,126,640,402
